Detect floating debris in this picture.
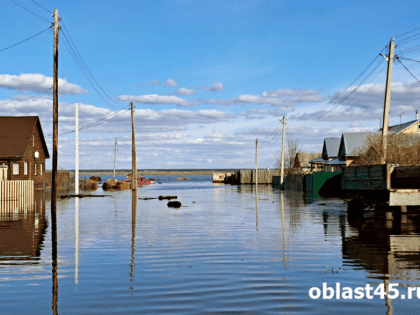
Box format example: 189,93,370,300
167,201,182,208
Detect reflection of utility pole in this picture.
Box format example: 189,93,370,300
381,38,395,163
280,116,286,190
255,139,258,186
113,138,118,178
281,191,287,263
75,198,79,285
75,103,79,195
255,184,259,231
130,192,137,287
131,102,137,195
52,8,59,211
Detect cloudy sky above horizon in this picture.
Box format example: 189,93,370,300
3,0,420,170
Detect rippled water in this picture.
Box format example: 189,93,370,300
2,175,420,314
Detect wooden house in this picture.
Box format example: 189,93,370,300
325,132,376,172
309,137,341,172
377,119,420,134
0,116,50,189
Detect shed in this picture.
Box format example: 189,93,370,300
294,153,321,173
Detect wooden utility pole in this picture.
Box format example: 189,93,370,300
255,139,258,186
381,38,395,163
280,116,286,190
75,102,79,195
52,8,59,209
131,102,137,194
113,138,117,178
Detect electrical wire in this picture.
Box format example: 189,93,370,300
394,27,420,39
60,31,121,111
397,58,420,84
7,0,51,23
45,105,131,139
0,26,52,53
61,21,119,104
294,57,385,126
29,0,53,14
290,48,386,124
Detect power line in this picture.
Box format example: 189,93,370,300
397,58,420,84
291,48,386,124
45,105,131,139
0,26,52,53
394,27,420,39
7,0,51,23
60,21,126,110
61,21,118,104
295,56,385,126
60,31,121,110
29,0,53,14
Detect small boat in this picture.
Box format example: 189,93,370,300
121,176,155,186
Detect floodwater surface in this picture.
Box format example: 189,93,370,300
1,175,420,314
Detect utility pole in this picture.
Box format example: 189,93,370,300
381,38,395,163
255,139,258,186
131,102,137,195
75,103,79,195
280,116,286,190
399,112,404,124
113,138,118,178
52,8,59,210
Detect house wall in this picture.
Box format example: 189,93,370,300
402,122,420,134
8,123,47,189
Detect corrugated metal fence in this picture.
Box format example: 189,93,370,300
0,180,34,213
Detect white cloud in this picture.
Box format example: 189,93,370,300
136,79,159,86
175,88,195,95
118,94,189,106
164,79,178,87
203,88,325,111
197,82,225,92
0,73,88,95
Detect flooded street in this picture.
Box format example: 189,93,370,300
2,175,420,314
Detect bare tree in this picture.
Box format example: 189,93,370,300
276,137,302,173
353,133,420,166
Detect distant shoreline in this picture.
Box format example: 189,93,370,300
65,169,239,176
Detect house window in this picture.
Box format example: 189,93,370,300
34,163,37,175
24,162,28,175
13,163,19,175
40,163,43,175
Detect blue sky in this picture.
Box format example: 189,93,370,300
2,0,420,170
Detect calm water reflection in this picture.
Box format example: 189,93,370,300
2,176,420,314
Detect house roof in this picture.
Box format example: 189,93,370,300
339,132,377,157
294,153,322,168
323,138,340,159
309,157,326,163
377,119,419,134
0,116,50,159
324,157,347,165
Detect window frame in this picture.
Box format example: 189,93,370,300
13,163,19,175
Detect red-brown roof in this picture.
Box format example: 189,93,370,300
0,116,50,159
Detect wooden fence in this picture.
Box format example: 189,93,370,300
238,169,281,184
0,168,7,181
0,180,34,214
